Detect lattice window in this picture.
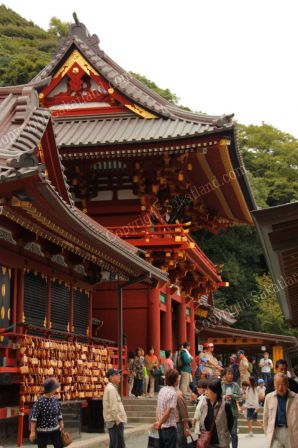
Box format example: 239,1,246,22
24,272,47,327
51,281,70,332
74,289,89,335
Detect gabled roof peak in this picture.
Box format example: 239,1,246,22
56,12,102,57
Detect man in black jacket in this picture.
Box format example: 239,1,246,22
266,359,298,394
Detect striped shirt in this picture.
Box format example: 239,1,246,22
157,386,178,428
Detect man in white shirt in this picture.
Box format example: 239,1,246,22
259,352,273,386
103,369,127,448
154,369,179,448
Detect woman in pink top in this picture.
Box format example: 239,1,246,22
164,350,174,375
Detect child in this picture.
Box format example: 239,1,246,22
240,380,249,407
242,376,263,437
199,357,210,379
257,378,266,406
127,351,136,397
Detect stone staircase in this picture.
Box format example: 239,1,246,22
123,397,264,434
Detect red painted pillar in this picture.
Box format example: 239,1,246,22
163,289,172,351
148,288,160,356
178,299,187,345
190,302,196,356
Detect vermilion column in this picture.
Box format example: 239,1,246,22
178,299,187,344
163,289,172,351
148,288,160,356
190,302,196,356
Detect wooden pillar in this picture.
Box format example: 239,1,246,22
88,290,93,337
148,288,160,356
46,275,51,329
69,284,74,333
189,303,195,356
163,289,172,351
178,299,187,345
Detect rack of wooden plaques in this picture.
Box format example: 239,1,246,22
0,330,126,447
19,336,113,403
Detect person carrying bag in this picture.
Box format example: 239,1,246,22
196,378,233,448
196,405,220,448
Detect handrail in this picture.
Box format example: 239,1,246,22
0,323,116,346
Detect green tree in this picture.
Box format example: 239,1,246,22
129,72,180,104
194,226,266,330
48,17,70,37
238,123,298,207
256,274,298,337
0,5,68,86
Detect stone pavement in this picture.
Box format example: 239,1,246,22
126,432,266,448
1,425,151,448
1,427,266,447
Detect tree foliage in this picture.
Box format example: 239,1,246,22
238,123,298,207
0,5,67,86
129,72,180,104
48,17,71,37
256,274,298,337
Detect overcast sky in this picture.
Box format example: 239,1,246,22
3,0,298,137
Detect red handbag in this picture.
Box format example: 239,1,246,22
197,402,221,448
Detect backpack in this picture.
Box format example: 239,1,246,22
176,351,182,370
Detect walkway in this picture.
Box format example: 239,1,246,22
126,433,266,448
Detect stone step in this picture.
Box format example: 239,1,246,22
238,426,264,434
123,399,157,404
127,410,156,417
128,417,157,424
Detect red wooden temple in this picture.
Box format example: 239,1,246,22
0,85,166,444
28,16,255,357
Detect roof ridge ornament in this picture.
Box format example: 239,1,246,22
73,12,80,25
56,13,101,56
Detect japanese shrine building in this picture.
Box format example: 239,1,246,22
26,17,257,356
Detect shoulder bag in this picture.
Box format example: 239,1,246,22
197,401,221,448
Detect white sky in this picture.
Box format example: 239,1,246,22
3,0,298,137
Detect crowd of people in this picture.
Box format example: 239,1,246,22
113,342,298,448
27,342,298,448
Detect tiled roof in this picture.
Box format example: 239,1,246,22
31,22,233,127
0,87,50,180
0,87,168,282
54,114,222,147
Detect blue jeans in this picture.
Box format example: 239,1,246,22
108,423,125,448
262,372,271,386
135,378,143,397
231,416,238,448
176,422,187,448
159,426,177,448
